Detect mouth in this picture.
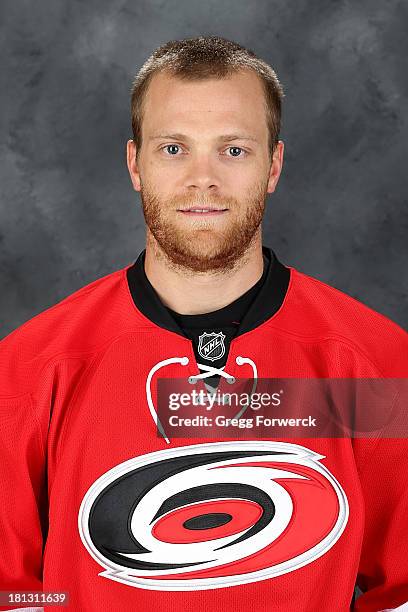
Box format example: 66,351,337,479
177,207,229,216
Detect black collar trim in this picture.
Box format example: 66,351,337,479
126,246,290,338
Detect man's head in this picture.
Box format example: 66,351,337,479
126,36,285,273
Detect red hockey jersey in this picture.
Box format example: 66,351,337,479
0,247,407,611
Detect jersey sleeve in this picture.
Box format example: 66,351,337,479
0,392,47,611
354,437,408,611
0,292,93,612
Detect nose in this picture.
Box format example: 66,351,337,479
184,153,221,192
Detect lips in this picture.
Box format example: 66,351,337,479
178,207,228,214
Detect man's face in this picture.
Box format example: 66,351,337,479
127,68,284,272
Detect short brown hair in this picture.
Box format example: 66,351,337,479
130,35,284,160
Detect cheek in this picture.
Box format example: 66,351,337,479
150,166,187,198
141,163,171,191
231,176,263,203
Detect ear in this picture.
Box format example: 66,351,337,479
267,140,284,194
126,139,141,191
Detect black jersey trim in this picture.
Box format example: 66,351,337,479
126,246,290,338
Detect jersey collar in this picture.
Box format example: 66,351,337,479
126,245,290,338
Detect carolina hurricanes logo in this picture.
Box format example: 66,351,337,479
78,441,349,591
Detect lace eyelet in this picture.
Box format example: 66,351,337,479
227,376,235,384
188,376,197,384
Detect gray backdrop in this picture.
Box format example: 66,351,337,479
1,0,407,339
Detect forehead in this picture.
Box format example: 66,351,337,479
141,68,268,137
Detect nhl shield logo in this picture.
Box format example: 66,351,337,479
198,331,226,362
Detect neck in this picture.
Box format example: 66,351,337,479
144,232,264,315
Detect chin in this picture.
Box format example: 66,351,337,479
180,235,225,256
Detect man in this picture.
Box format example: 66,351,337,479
0,35,407,612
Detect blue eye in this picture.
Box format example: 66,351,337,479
163,144,180,155
227,146,246,157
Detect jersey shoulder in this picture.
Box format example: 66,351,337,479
0,264,144,365
274,265,408,375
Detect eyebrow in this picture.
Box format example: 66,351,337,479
150,132,258,143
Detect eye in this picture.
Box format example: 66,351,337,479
225,146,247,158
161,144,182,155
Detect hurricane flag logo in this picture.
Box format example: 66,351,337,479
78,441,349,591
